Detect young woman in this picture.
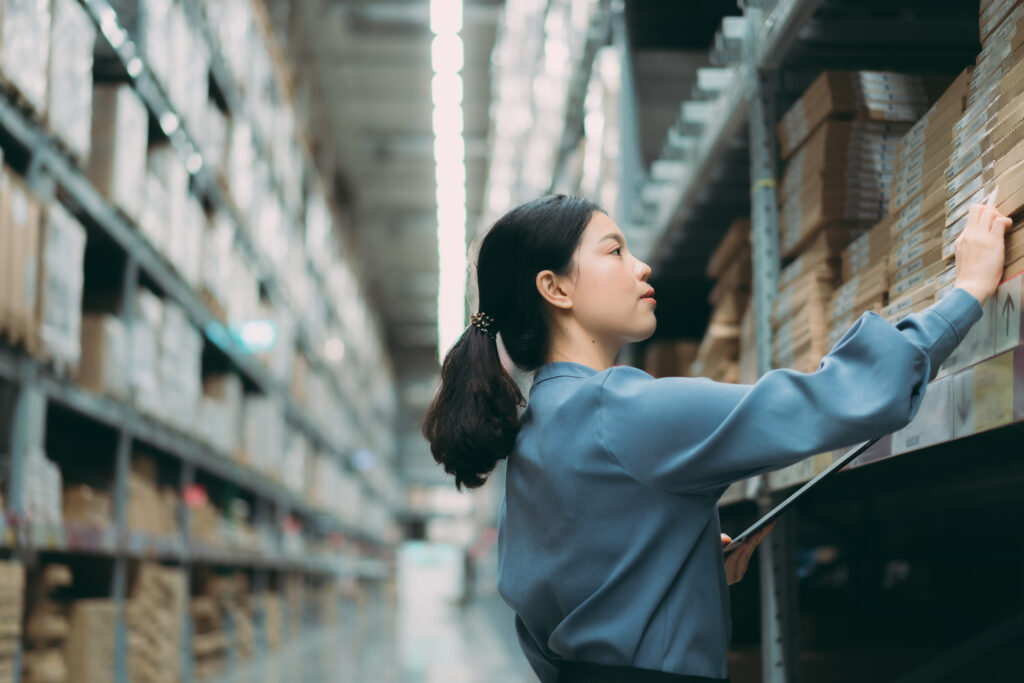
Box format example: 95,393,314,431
422,195,1010,683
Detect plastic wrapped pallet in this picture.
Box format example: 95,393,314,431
159,304,201,431
1,169,42,352
36,203,86,374
86,84,148,221
239,396,285,477
0,0,51,116
141,143,189,260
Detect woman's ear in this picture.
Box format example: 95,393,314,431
536,270,574,310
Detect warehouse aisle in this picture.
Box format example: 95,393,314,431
221,589,537,682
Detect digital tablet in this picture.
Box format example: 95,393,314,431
722,436,882,554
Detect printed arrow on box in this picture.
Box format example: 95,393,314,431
1004,292,1017,337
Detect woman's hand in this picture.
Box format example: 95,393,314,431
954,203,1012,306
721,521,777,585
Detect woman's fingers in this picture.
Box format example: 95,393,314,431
721,533,733,547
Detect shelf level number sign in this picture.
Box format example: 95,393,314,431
995,275,1022,354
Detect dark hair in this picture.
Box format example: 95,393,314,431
422,195,602,490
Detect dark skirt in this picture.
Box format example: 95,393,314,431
556,661,729,683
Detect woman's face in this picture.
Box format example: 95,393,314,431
566,212,657,344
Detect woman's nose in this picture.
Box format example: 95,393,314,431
636,260,652,281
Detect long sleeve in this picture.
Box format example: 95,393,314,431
596,287,984,497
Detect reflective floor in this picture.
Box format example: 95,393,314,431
223,585,538,683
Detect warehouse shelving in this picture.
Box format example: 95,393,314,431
533,0,1024,680
78,0,395,501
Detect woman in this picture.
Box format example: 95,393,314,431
422,195,1010,682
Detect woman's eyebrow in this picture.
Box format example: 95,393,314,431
599,233,625,245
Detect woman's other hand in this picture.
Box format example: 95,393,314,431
722,521,777,585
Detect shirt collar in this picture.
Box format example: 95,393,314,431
531,361,601,387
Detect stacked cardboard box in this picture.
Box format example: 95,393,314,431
777,118,907,260
62,485,113,530
284,432,310,495
128,454,179,539
690,218,751,382
126,563,186,683
21,564,70,683
284,574,304,639
37,203,87,374
0,0,51,117
159,304,203,432
737,303,758,384
86,84,148,222
264,592,282,650
191,596,227,681
0,166,43,353
196,373,243,455
78,314,130,400
239,396,286,479
827,217,893,346
778,71,938,160
64,599,117,683
23,448,62,525
0,562,24,683
46,0,95,163
642,340,699,379
132,289,164,419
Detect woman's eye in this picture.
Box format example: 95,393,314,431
611,247,622,256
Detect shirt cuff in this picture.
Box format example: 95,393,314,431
930,287,984,344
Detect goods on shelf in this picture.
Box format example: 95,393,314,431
771,233,843,373
0,0,51,117
37,203,87,374
64,599,117,683
77,313,130,400
239,395,285,480
191,596,227,681
777,117,907,259
264,591,282,650
1,166,42,352
283,574,304,637
196,373,243,455
159,304,203,432
62,484,113,530
0,562,24,683
777,70,937,161
126,563,186,683
642,340,699,379
86,83,148,222
22,564,71,683
128,454,179,538
690,218,751,382
284,432,310,495
200,211,234,320
738,302,758,384
46,0,95,163
23,448,62,524
131,288,163,418
827,219,892,347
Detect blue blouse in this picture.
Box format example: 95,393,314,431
496,287,983,682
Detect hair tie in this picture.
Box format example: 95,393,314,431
470,312,497,340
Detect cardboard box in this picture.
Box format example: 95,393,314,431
644,340,700,379
1,169,41,350
77,314,129,400
46,0,95,162
778,71,935,159
1,0,52,116
706,218,750,279
37,203,86,373
86,84,148,221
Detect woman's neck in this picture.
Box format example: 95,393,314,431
544,320,620,371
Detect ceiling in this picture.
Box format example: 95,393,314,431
266,0,742,485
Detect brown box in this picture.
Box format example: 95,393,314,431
77,314,129,400
1,169,41,350
778,71,934,160
85,84,148,221
706,218,751,279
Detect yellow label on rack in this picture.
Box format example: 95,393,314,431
974,352,1015,432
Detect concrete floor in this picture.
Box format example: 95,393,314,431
222,587,538,683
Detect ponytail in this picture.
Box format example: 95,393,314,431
421,194,600,490
422,325,525,491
